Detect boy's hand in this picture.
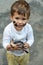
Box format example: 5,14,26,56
10,41,22,50
23,43,30,49
6,44,22,51
6,40,21,51
6,44,14,51
11,43,22,50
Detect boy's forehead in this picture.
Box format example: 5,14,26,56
13,12,27,18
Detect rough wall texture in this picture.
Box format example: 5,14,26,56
0,0,43,65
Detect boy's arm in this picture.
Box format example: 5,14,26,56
24,25,34,48
26,25,34,47
3,28,22,50
3,28,11,50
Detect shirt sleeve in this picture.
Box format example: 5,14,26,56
26,25,34,46
2,27,11,49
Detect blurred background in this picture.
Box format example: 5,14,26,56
0,0,43,65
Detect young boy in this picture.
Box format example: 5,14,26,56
3,0,34,65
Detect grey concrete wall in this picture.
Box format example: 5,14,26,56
0,0,43,65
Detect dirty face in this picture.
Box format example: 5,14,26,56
11,12,27,31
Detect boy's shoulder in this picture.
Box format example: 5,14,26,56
26,23,31,26
25,23,33,31
26,23,32,29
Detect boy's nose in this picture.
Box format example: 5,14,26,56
18,20,22,24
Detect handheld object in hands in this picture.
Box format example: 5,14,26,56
14,41,29,53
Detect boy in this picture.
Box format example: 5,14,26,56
3,0,34,65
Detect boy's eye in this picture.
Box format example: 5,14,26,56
15,17,20,20
15,17,26,20
22,18,26,20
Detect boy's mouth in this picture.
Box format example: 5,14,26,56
13,21,26,27
15,25,24,29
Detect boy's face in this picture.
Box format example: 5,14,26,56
11,12,27,31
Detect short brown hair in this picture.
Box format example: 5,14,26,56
11,0,30,19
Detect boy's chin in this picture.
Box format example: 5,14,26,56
15,26,23,31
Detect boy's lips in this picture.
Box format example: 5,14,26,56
14,23,24,27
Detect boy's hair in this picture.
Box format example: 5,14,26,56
11,0,30,19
